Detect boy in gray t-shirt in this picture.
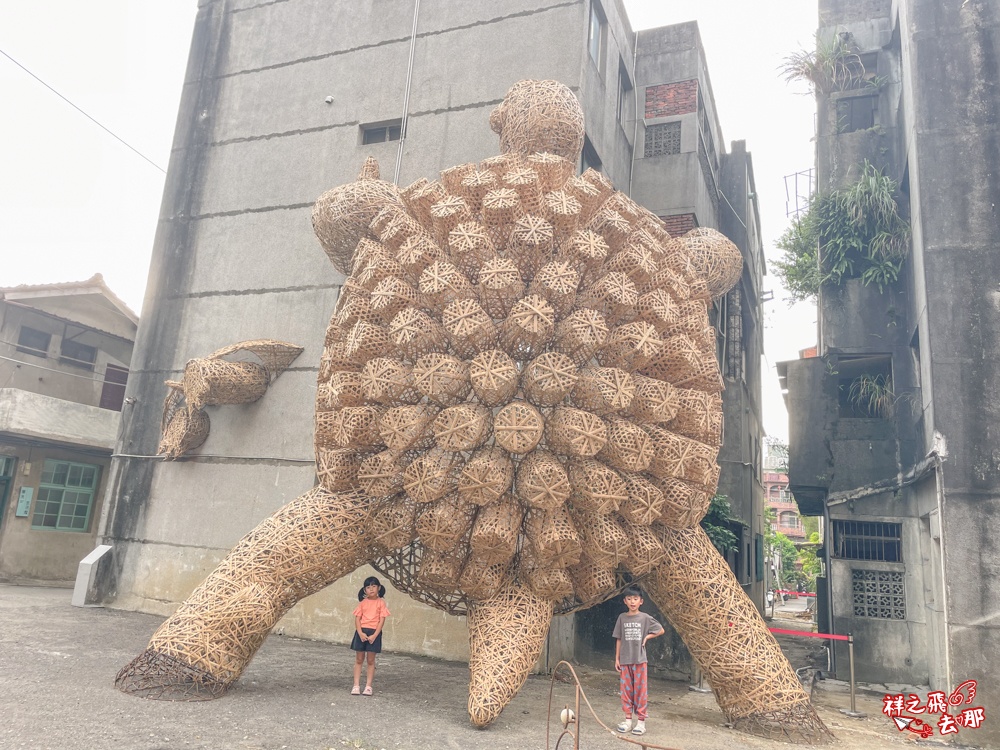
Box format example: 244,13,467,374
613,587,664,736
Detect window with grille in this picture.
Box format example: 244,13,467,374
644,122,681,157
836,95,877,132
16,326,51,358
31,459,100,532
852,569,905,620
833,520,902,561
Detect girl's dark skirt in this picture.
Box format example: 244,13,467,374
351,627,382,653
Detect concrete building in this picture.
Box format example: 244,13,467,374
779,1,1000,744
0,274,136,584
96,0,765,677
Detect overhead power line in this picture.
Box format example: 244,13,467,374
0,47,166,174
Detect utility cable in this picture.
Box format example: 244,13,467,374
0,47,166,174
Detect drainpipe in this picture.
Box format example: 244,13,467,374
930,434,951,696
393,0,421,186
628,28,639,196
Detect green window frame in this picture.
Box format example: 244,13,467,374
31,459,100,532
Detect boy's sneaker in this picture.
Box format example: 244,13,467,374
632,720,647,736
616,718,634,733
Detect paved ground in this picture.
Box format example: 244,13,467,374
0,584,953,750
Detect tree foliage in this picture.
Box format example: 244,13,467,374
773,162,910,302
700,494,739,553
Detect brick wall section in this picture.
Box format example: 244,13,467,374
645,80,699,119
660,213,698,237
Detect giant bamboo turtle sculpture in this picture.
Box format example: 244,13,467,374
117,80,831,743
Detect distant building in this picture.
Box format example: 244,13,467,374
779,0,1000,742
0,274,136,584
97,0,765,674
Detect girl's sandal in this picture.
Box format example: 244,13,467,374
351,685,361,695
362,686,373,696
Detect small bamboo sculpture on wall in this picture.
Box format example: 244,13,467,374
158,340,304,459
119,79,831,743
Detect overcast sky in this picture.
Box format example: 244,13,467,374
0,0,818,442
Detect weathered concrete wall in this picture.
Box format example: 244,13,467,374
99,0,598,663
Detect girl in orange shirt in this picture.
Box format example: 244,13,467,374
350,576,390,696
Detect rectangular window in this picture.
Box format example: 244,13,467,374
644,122,682,157
588,1,606,74
852,569,905,620
60,338,97,370
16,326,51,358
361,121,402,145
616,62,633,131
833,520,902,562
31,459,100,532
836,95,878,132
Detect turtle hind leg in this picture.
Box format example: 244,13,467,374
116,487,371,699
467,582,554,728
642,525,834,744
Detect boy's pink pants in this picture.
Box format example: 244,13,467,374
619,663,648,720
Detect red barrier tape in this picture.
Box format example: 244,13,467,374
768,627,850,641
776,589,816,597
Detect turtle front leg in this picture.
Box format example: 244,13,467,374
116,487,370,699
467,582,554,727
643,525,833,743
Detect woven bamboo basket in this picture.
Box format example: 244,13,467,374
388,307,449,363
378,404,438,451
459,557,509,601
419,260,474,311
316,447,362,492
521,351,578,407
477,257,525,319
502,168,544,216
545,406,607,458
412,353,471,406
182,359,269,411
403,448,463,504
541,189,581,246
628,374,679,425
669,388,724,446
581,271,638,326
558,229,609,285
469,494,523,565
358,450,410,499
493,400,544,454
360,357,419,405
396,234,444,287
528,260,579,318
567,560,617,606
655,476,712,528
469,349,519,406
567,457,626,514
571,366,635,416
314,406,385,450
569,508,630,567
458,446,514,506
499,294,555,361
416,494,477,552
368,494,418,552
619,472,666,526
598,418,654,473
442,298,498,358
514,449,571,510
552,308,608,365
431,404,493,451
524,505,581,568
319,370,366,410
520,550,574,601
158,399,210,459
480,188,521,247
448,221,496,281
598,321,663,371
